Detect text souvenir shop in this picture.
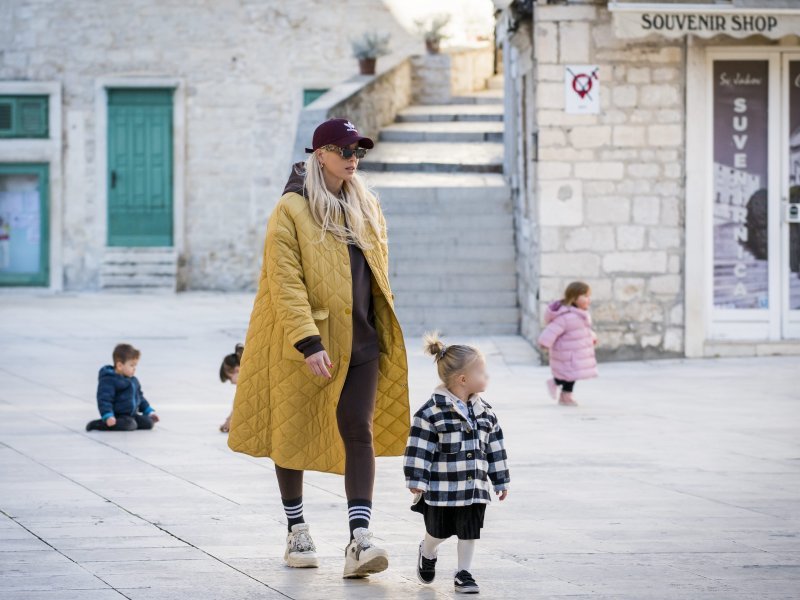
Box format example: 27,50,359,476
611,2,800,352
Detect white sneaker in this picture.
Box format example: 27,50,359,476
342,527,389,578
284,523,319,568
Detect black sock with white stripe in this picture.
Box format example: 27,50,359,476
282,496,304,532
347,499,372,539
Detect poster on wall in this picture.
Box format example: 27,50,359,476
713,60,769,310
789,61,800,310
0,175,42,275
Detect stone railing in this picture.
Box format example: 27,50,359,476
411,44,495,104
291,54,413,164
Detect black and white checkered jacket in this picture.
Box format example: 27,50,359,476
404,386,510,507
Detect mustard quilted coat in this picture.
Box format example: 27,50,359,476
227,192,410,474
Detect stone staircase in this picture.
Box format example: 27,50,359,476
100,247,178,292
361,80,519,336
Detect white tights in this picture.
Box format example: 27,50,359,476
421,533,476,572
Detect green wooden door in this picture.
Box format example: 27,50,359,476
0,163,49,286
107,89,173,247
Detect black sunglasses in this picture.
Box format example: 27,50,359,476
323,145,368,159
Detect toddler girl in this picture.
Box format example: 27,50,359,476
219,343,243,433
537,281,598,406
404,333,510,594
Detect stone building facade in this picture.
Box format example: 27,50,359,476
0,0,494,292
496,0,800,358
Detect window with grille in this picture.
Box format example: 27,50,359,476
0,96,49,138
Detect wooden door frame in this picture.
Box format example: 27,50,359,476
95,78,185,254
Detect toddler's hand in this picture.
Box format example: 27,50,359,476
497,490,508,501
150,413,160,423
410,488,424,494
220,416,231,433
105,416,117,427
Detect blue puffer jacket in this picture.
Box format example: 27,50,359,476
96,365,154,420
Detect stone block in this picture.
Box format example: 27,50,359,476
542,252,601,277
575,162,625,180
617,225,645,250
627,67,650,84
648,227,681,249
586,196,630,224
613,277,645,302
640,84,680,107
602,251,668,273
583,277,612,300
653,67,679,82
601,110,628,125
568,125,611,149
670,303,684,325
613,126,646,147
564,226,615,252
641,334,663,348
661,197,682,226
537,64,564,82
538,147,596,161
632,196,660,225
537,110,599,127
538,161,572,179
539,276,563,302
656,109,682,123
540,226,562,252
664,328,684,352
538,179,584,226
612,85,638,108
534,23,558,64
647,124,682,147
592,22,622,50
559,22,590,63
627,162,661,179
649,274,682,295
537,5,598,21
536,82,564,109
539,127,567,147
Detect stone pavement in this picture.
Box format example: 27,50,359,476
1,292,798,600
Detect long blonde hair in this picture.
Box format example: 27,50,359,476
302,152,384,249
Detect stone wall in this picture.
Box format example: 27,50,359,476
411,45,495,104
528,3,686,358
0,1,420,291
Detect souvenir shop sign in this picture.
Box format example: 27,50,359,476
609,2,800,40
565,65,600,115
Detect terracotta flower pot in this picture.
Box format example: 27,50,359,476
425,39,440,54
358,58,376,75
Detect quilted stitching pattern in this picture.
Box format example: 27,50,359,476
227,193,410,474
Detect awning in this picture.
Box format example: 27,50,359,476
608,2,800,40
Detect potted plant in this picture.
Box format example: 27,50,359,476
415,14,451,54
351,32,391,76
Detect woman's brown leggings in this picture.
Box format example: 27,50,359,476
275,357,380,501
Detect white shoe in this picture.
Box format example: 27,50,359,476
342,527,389,578
284,523,319,568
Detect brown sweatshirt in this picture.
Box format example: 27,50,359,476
283,163,379,366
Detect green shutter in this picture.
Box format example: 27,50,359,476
0,96,49,138
303,88,329,106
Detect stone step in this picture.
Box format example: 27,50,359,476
386,213,513,230
390,273,517,292
450,89,504,105
390,257,516,275
382,198,512,215
379,121,503,143
388,229,513,247
393,306,519,335
390,243,515,260
101,247,177,291
393,290,517,308
396,104,504,123
360,142,503,174
101,263,176,276
103,248,177,265
367,172,507,197
100,274,176,290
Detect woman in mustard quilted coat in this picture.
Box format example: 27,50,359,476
228,118,409,578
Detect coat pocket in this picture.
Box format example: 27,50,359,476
435,421,464,454
282,308,330,362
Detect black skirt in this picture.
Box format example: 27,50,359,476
411,495,486,540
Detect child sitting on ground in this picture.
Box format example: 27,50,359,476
219,343,244,433
85,343,159,431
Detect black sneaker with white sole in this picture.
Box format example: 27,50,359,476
454,570,480,594
416,541,436,584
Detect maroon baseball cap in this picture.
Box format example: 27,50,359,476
305,118,374,153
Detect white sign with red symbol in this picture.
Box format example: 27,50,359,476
565,65,600,114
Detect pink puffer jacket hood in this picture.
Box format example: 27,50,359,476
537,301,598,381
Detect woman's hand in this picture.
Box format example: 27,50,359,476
497,490,508,501
305,350,334,379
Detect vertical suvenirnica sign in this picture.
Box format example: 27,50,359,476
789,61,800,310
712,60,769,310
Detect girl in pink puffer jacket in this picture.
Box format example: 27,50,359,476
537,281,598,406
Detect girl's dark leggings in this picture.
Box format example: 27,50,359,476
555,378,576,392
275,357,379,501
